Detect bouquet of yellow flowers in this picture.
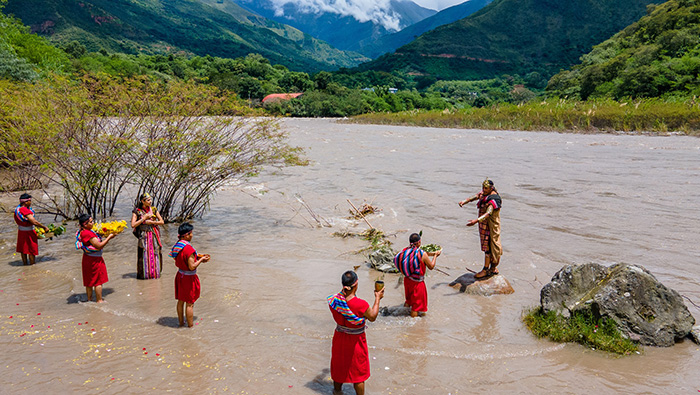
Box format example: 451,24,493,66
93,220,127,236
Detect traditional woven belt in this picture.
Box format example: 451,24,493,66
335,324,365,335
178,269,197,276
408,275,425,282
18,225,34,231
84,250,103,257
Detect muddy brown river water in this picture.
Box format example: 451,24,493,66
1,118,699,394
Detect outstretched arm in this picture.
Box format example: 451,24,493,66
422,250,439,270
459,193,480,207
25,214,49,231
363,289,384,322
467,205,493,227
89,233,115,250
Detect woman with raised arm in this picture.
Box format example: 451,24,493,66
459,179,503,279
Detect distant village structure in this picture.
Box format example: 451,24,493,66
262,93,304,104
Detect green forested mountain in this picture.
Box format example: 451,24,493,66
548,0,700,99
3,0,368,72
356,0,493,59
358,0,660,81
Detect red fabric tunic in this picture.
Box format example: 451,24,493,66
80,230,109,287
15,206,38,255
174,244,201,304
329,296,370,384
404,259,428,312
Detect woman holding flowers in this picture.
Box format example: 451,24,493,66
77,214,115,303
131,193,164,280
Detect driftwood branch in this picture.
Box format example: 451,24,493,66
347,199,374,229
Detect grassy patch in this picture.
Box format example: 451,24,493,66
349,98,700,136
523,307,639,355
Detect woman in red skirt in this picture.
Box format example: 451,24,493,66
170,223,210,328
14,193,49,265
328,271,383,395
76,214,116,303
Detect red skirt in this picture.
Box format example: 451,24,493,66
404,277,428,312
175,272,201,304
16,230,38,255
82,255,109,287
331,331,370,384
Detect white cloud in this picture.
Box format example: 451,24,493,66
269,0,403,31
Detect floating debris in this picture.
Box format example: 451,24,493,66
348,203,380,219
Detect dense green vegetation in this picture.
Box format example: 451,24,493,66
4,0,366,72
0,4,70,81
359,0,659,81
349,98,700,135
357,0,492,59
547,0,700,100
523,307,639,355
3,0,700,133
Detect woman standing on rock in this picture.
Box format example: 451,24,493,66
459,179,502,279
131,193,164,279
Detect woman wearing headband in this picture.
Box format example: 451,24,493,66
76,214,116,303
459,179,503,279
170,223,210,328
14,193,49,265
131,193,164,280
327,270,383,395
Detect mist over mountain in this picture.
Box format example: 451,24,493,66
358,0,661,80
355,0,492,58
233,0,436,56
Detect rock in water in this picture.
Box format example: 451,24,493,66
540,263,696,347
690,326,700,344
367,247,398,273
449,273,514,295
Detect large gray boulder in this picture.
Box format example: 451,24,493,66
541,263,695,347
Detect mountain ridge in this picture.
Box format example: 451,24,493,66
358,0,660,80
4,0,368,71
232,0,436,56
354,0,493,58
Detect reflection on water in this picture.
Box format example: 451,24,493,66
1,118,699,393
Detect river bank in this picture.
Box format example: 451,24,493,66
348,99,700,136
1,118,699,394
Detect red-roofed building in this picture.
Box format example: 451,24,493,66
262,93,304,104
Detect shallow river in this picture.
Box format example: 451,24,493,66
1,118,699,394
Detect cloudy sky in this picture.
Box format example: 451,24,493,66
266,0,467,31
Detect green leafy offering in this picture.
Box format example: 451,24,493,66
422,244,441,252
47,224,66,236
